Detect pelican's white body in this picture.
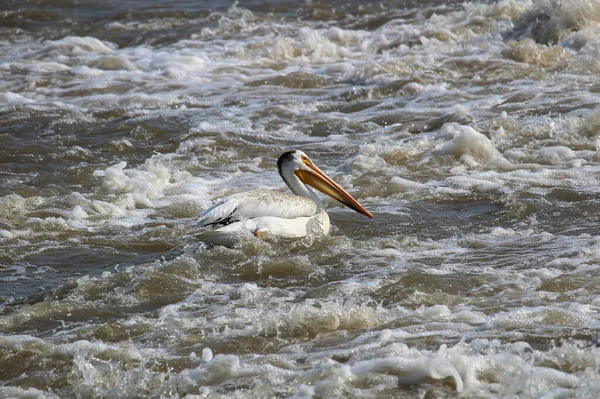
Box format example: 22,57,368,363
195,151,370,246
197,191,330,236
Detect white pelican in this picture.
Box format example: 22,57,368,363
196,150,373,246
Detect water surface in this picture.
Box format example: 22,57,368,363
2,0,600,397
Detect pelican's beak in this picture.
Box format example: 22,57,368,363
295,163,374,219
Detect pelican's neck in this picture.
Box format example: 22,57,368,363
280,169,324,209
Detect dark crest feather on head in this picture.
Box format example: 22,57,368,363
277,151,297,177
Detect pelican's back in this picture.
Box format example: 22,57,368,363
197,191,318,227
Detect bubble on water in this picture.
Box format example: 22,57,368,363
0,91,34,104
202,347,214,362
437,124,503,166
0,386,61,399
352,353,464,392
87,56,138,71
32,36,115,59
532,145,576,165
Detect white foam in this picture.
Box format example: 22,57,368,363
202,347,214,362
33,36,115,58
0,386,61,399
532,146,576,165
352,354,464,392
93,158,178,208
437,123,510,168
489,226,516,236
420,304,452,320
87,56,138,71
0,91,34,104
488,306,599,331
150,52,207,79
74,156,212,229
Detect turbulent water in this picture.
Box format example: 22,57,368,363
2,0,600,397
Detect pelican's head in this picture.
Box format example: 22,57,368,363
277,150,374,219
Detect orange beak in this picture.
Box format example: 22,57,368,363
295,163,373,219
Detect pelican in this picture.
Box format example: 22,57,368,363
196,150,373,246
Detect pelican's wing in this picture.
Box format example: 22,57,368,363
197,191,317,227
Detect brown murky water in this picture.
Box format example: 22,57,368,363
2,0,600,397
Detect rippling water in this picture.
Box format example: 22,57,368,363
2,0,600,397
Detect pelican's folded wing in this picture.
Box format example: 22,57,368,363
197,191,318,227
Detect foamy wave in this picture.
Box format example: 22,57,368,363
31,36,116,59
508,0,600,50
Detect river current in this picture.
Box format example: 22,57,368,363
2,0,600,397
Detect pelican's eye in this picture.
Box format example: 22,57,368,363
301,156,311,166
